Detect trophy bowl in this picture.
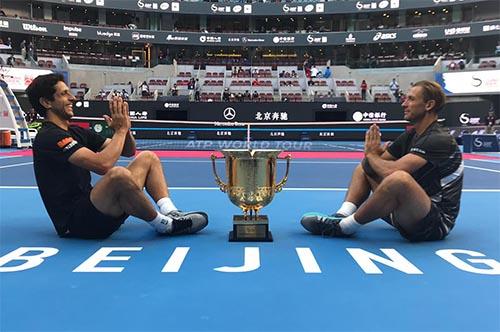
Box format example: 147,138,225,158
211,149,291,242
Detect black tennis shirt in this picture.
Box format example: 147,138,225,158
387,121,464,228
33,121,106,236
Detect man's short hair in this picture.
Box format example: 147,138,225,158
413,80,446,113
25,73,65,117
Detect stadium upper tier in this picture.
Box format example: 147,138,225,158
1,15,498,46
2,0,498,46
28,0,495,16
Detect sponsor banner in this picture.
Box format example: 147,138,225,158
164,102,180,109
67,0,105,6
444,26,471,36
227,37,241,43
345,33,356,43
273,36,295,44
96,29,121,38
63,25,82,38
483,24,500,32
372,31,397,41
431,0,467,4
462,134,500,153
22,23,48,33
306,34,328,44
137,0,179,12
458,113,482,125
435,70,500,95
191,103,312,122
321,103,339,109
166,34,188,42
355,0,399,11
282,3,324,14
1,17,498,46
131,31,155,41
0,67,54,91
439,101,491,127
210,3,252,14
351,110,388,122
412,28,429,39
30,0,492,15
241,37,265,44
199,35,222,43
128,110,150,120
73,99,490,135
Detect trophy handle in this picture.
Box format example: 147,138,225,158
211,154,228,192
275,154,291,193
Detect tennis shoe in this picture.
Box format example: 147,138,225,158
300,212,349,237
166,211,208,235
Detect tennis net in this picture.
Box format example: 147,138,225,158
71,117,409,152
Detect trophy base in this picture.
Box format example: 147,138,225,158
229,215,273,242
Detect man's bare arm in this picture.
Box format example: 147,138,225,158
363,124,427,179
68,97,131,175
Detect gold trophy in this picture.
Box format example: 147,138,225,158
211,149,291,242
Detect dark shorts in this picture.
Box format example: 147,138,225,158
383,202,451,242
65,194,128,239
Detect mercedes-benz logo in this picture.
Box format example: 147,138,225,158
223,107,236,120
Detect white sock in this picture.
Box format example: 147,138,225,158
339,214,362,235
148,212,173,234
335,202,357,217
157,197,177,215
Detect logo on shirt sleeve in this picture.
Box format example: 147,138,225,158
56,137,78,151
410,147,426,155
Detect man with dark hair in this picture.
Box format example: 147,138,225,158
485,107,496,134
6,53,14,66
194,78,200,101
26,73,208,239
170,83,178,96
300,80,463,241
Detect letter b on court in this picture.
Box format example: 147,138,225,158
0,247,59,272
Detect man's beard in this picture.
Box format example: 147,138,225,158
53,107,73,121
406,111,424,124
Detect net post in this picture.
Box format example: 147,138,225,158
246,123,251,150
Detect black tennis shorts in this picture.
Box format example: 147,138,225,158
383,202,450,242
65,193,128,239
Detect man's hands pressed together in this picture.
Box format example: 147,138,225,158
104,96,131,135
364,124,385,157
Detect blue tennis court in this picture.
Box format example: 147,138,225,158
0,148,499,331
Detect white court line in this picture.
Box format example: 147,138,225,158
1,159,494,169
123,159,500,168
0,156,22,160
464,165,500,174
1,161,497,173
1,186,499,192
0,160,358,170
470,159,500,164
0,162,33,169
117,159,360,164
